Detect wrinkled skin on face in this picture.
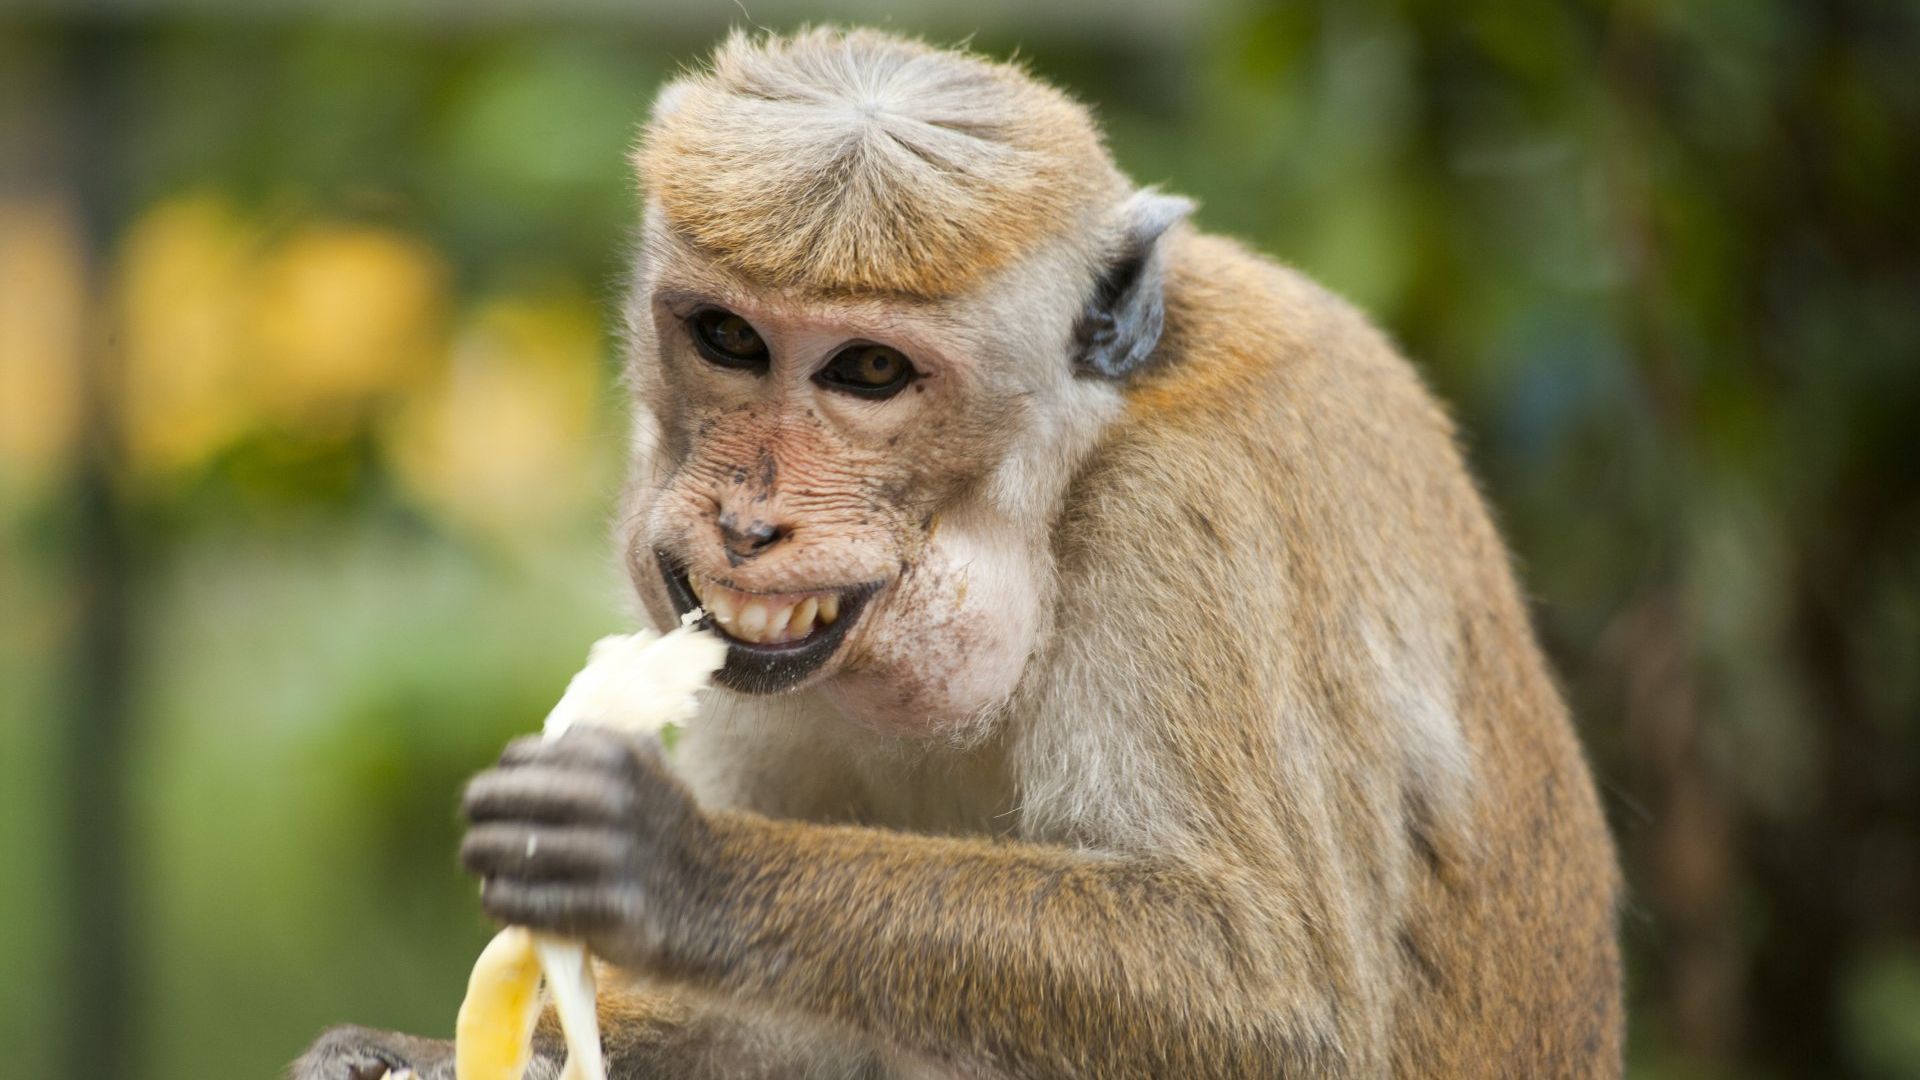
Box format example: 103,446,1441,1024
620,221,1117,737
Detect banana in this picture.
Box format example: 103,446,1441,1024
454,619,725,1080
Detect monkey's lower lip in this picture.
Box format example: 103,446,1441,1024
655,551,878,695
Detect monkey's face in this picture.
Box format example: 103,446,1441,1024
620,239,1115,737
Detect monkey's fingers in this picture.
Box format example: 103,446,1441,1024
462,766,634,827
477,878,625,939
461,823,628,881
499,729,641,772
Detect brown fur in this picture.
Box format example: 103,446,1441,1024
594,232,1625,1077
292,27,1622,1080
637,27,1124,298
1080,231,1626,1073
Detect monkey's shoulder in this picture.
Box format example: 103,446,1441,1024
1129,229,1444,439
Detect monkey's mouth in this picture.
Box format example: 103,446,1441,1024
657,551,878,694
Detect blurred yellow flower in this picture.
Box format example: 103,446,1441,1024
0,195,86,499
383,292,608,539
249,223,449,430
115,193,262,480
99,191,599,533
114,194,455,485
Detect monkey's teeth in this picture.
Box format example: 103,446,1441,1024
738,601,770,639
791,597,819,639
765,603,793,641
704,587,737,626
686,577,846,645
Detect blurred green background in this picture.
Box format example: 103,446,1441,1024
3,1,1917,1077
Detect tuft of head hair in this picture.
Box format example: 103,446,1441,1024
637,27,1126,299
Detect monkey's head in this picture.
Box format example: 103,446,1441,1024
619,28,1189,736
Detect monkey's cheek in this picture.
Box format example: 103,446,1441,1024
823,613,1029,738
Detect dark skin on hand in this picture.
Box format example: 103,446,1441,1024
460,729,719,977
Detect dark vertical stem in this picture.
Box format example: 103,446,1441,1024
60,25,136,1080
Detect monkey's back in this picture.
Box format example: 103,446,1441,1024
1041,230,1625,1076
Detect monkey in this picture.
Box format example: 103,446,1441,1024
293,26,1623,1080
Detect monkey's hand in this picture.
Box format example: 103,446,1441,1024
459,726,718,972
291,1024,563,1080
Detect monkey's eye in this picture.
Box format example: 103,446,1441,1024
689,309,769,370
816,345,916,399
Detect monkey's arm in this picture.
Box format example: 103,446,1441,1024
573,974,889,1079
463,728,1354,1078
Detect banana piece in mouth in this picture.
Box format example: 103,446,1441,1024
455,618,725,1080
543,614,727,736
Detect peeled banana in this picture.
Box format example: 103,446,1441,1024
453,619,725,1080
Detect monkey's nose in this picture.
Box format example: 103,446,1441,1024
717,513,789,560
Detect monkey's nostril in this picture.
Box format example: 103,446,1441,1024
718,514,789,558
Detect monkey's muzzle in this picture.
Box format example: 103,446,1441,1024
656,550,879,695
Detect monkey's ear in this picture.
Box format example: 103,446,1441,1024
1072,190,1194,380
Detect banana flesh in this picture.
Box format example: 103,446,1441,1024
454,620,724,1080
